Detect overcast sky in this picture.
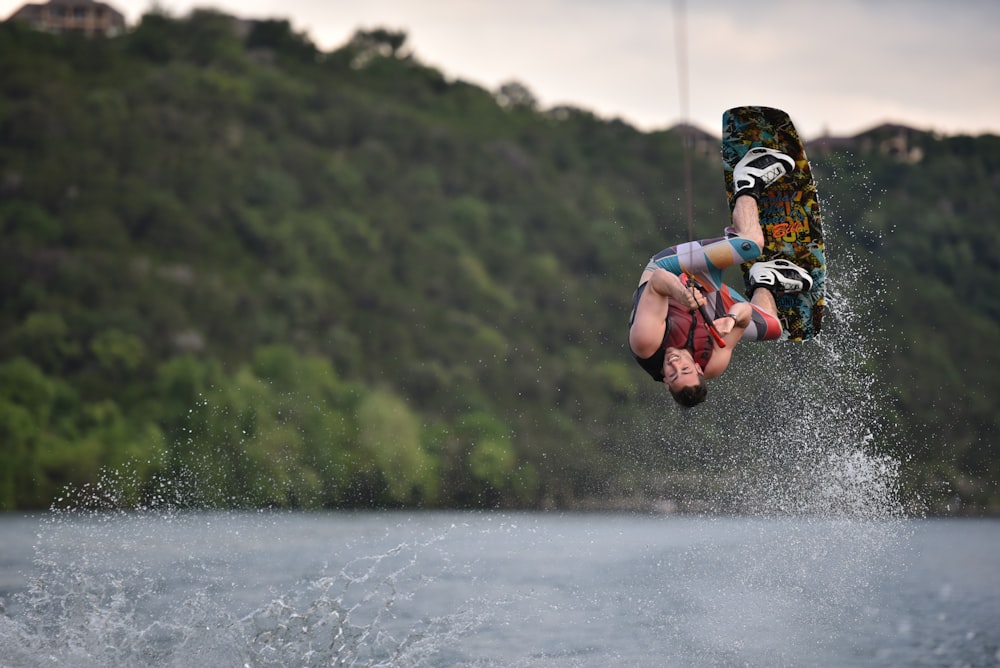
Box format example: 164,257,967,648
4,0,998,138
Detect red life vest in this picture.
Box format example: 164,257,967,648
665,300,714,372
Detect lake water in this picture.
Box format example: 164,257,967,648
1,510,998,667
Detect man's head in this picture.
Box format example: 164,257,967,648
662,348,707,408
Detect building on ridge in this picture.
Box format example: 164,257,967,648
5,0,126,37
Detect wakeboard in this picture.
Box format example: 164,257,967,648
722,106,826,341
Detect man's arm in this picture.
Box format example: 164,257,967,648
702,302,753,379
629,268,705,358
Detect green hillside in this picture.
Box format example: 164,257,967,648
1,11,997,514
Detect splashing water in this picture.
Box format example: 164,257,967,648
0,501,482,668
632,224,909,521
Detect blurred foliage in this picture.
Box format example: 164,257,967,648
0,13,997,514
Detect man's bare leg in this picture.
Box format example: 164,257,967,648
731,195,779,318
731,195,765,249
749,282,779,318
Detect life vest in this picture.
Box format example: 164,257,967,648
629,277,717,383
665,300,714,372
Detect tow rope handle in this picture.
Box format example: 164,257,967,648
684,274,727,349
700,305,727,348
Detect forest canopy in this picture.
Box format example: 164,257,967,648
1,12,998,514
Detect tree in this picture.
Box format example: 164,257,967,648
356,389,437,505
495,81,538,111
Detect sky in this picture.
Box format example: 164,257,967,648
4,0,999,138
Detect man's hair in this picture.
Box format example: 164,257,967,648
669,377,708,408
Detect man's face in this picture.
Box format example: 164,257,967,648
662,347,702,392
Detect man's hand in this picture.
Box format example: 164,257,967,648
649,269,707,310
676,283,707,311
713,302,752,335
713,314,738,336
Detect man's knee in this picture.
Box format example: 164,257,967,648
728,236,762,262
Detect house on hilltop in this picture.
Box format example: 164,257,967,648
6,0,125,37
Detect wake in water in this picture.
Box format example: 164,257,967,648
0,503,481,667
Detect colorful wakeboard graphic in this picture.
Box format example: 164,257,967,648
722,106,826,341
